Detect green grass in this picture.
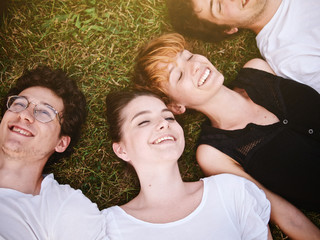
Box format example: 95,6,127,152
0,0,318,239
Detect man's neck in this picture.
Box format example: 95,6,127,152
251,0,282,34
0,154,46,195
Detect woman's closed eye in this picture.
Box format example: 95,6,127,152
178,53,194,81
165,116,175,122
138,120,150,126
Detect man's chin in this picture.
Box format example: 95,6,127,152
2,143,28,158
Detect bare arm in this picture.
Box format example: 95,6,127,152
243,58,275,75
267,227,273,240
197,144,320,240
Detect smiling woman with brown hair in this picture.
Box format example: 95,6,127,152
103,90,271,240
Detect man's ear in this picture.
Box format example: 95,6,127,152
55,136,71,153
112,142,130,162
167,102,186,115
224,27,238,35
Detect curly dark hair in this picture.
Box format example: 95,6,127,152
166,0,236,42
1,65,87,164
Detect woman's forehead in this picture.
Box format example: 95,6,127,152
122,96,166,119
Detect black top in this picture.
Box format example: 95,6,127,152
198,68,320,211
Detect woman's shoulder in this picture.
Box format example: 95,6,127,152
203,174,269,209
203,174,264,195
202,174,246,187
243,58,275,74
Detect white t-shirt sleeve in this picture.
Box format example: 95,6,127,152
44,178,108,240
239,178,270,239
214,174,270,240
103,207,122,239
0,174,109,240
53,191,107,239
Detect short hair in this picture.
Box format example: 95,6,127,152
1,66,87,164
106,90,161,143
133,33,187,102
166,0,234,42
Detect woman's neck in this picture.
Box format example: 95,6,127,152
121,162,203,223
135,162,185,205
196,86,279,130
123,161,201,205
196,86,254,130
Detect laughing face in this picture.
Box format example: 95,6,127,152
0,86,69,161
113,95,185,166
164,50,224,109
192,0,267,28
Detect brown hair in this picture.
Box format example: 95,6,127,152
106,90,162,143
166,0,234,42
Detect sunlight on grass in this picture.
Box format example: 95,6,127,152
0,1,317,239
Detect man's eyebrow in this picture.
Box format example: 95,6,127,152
22,95,55,109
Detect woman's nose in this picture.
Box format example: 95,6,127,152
156,118,169,130
188,60,199,76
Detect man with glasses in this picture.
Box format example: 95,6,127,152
0,66,108,239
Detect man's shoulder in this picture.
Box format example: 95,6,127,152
41,173,84,201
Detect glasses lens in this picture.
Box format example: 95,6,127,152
7,96,58,123
7,96,28,112
34,104,57,123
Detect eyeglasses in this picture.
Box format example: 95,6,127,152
6,95,61,124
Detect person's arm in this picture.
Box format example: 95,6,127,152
267,228,273,240
243,58,275,74
197,144,320,240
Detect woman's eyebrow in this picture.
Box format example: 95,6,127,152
131,110,150,122
168,63,174,74
131,108,171,122
162,109,171,114
169,51,184,74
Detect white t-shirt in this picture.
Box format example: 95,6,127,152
103,174,270,240
0,174,109,240
256,0,320,93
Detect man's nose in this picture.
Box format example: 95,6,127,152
18,106,35,123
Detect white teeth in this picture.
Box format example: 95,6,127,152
198,69,210,86
154,136,174,144
12,127,32,136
